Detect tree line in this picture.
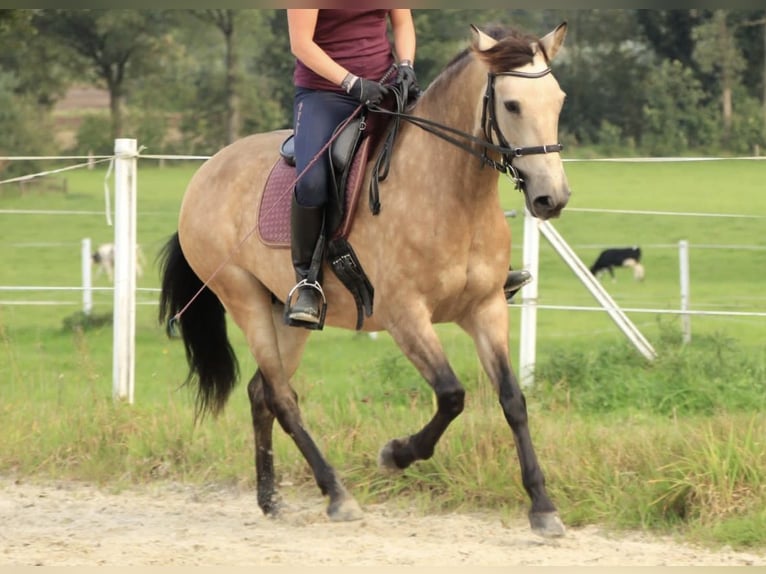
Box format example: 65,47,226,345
1,9,765,170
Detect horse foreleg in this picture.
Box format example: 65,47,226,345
462,299,565,538
495,358,565,537
247,369,279,516
379,320,465,470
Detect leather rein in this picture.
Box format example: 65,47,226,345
368,67,563,214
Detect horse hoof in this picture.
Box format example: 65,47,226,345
377,440,403,472
529,511,566,538
327,497,364,522
260,496,291,519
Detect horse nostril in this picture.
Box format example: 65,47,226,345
533,196,554,211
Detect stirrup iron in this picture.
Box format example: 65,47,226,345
284,279,328,330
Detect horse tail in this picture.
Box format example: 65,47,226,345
158,232,239,419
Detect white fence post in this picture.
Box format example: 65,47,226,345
112,139,137,404
81,237,92,316
519,207,540,388
679,239,691,344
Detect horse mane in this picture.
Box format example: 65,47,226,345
475,25,545,73
426,24,543,95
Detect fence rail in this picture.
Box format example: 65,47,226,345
2,146,765,400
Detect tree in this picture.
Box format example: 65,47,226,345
738,14,766,141
0,10,72,161
32,10,173,140
552,10,652,148
0,10,73,108
189,10,240,145
636,10,701,72
692,10,746,143
642,59,716,155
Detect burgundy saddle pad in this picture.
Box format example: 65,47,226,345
257,136,372,248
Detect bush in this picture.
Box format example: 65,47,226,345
530,324,766,416
0,71,58,177
642,60,719,156
72,113,113,156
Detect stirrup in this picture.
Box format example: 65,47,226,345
284,279,328,330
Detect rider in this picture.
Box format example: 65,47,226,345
285,9,532,325
285,8,419,326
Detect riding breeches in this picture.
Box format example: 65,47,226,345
293,87,360,208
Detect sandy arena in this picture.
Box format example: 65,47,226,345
1,477,764,566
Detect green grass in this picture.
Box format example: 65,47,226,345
504,160,766,351
1,157,765,551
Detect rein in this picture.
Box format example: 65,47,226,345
368,66,563,206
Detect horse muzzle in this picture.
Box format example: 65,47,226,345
516,168,571,220
529,192,569,219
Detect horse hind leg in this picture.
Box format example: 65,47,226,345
247,369,279,516
247,365,362,521
264,371,363,521
242,298,362,522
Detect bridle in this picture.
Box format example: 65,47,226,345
480,67,563,189
367,65,563,213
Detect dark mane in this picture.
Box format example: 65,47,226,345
474,25,541,73
431,24,542,90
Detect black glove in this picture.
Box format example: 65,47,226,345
396,61,420,101
347,78,389,106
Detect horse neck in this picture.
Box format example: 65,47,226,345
405,58,500,196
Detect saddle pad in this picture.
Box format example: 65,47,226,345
258,137,371,248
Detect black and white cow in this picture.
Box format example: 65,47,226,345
589,246,644,281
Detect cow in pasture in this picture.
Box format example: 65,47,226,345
589,246,644,281
92,243,145,282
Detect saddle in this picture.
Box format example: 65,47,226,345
258,114,377,329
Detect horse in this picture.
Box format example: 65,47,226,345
159,22,570,538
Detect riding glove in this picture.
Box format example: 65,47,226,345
396,60,420,101
344,75,389,106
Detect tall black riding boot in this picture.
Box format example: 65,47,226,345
286,196,325,325
504,268,533,303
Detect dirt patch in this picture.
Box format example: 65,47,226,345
54,86,110,112
1,477,764,566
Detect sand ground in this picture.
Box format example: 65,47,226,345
1,477,764,566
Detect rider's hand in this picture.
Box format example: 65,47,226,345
344,75,389,106
396,60,420,100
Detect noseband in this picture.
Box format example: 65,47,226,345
480,67,564,189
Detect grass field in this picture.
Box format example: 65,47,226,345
1,155,765,550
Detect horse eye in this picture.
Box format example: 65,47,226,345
504,100,521,114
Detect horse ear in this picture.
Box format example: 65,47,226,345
471,24,498,52
539,21,568,61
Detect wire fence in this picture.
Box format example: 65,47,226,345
2,151,765,321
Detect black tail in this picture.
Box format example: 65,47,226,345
158,232,239,419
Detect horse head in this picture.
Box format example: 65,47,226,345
471,22,570,220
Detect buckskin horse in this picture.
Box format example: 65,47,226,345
159,22,570,537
